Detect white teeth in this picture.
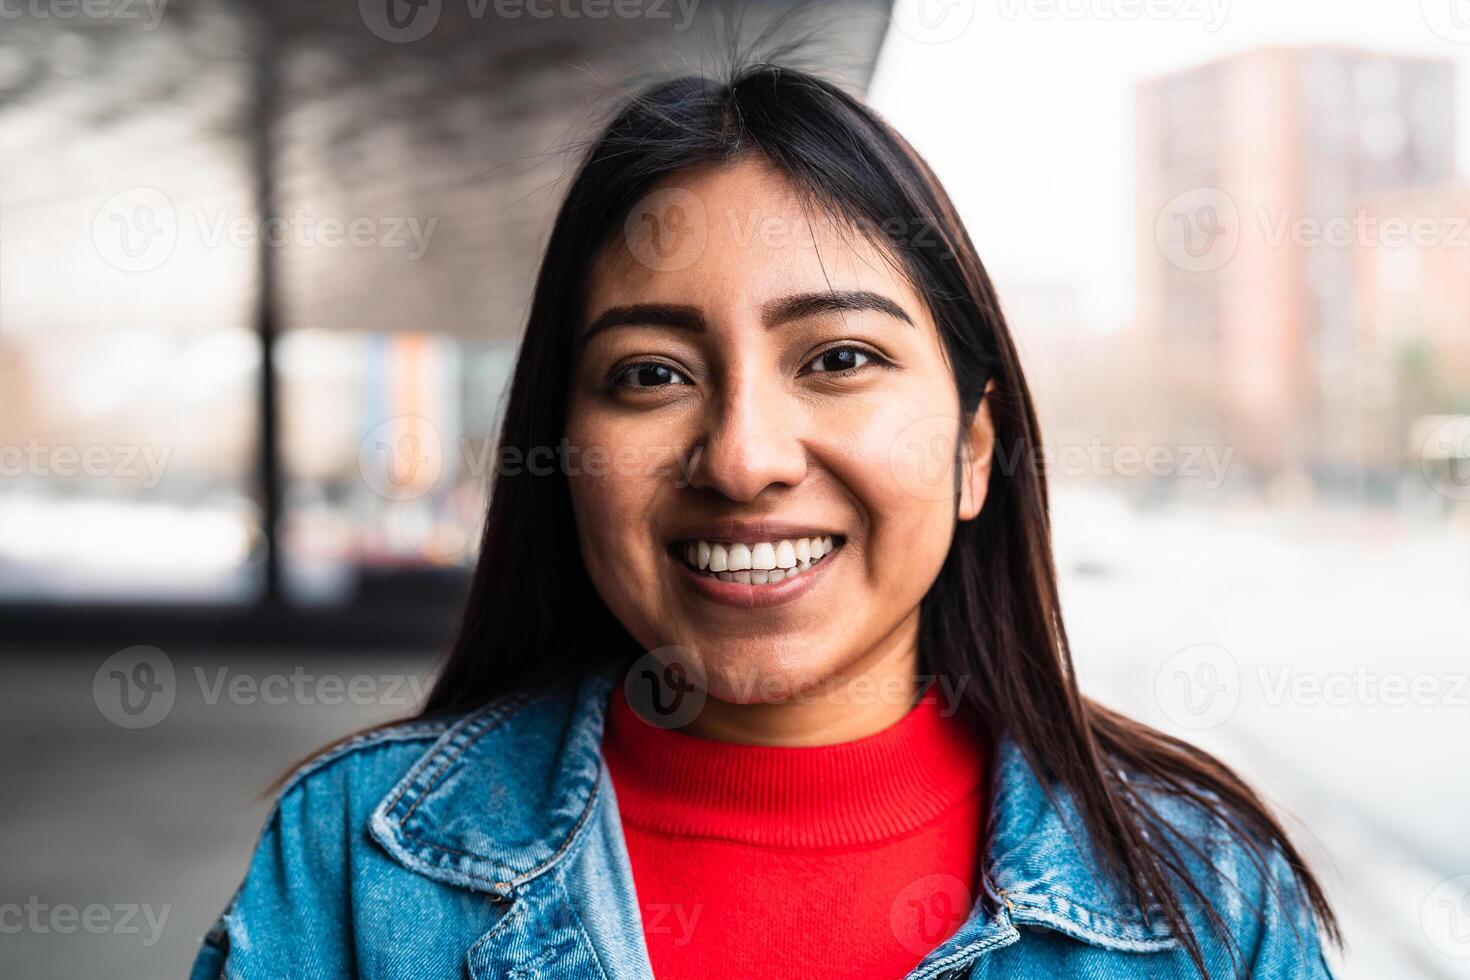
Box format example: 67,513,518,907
678,535,841,584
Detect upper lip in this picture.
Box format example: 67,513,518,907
667,519,845,545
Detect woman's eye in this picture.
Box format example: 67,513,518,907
611,362,690,388
805,346,875,375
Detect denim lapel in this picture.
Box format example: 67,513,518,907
984,735,1179,950
369,670,607,895
370,665,651,979
906,734,1179,977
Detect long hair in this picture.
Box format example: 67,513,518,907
416,60,1340,976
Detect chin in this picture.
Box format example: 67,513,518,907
691,641,845,705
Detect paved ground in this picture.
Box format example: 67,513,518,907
0,647,437,980
1051,490,1470,979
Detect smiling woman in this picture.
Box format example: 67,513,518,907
565,158,993,744
191,61,1341,980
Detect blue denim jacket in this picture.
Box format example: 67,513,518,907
190,665,1335,979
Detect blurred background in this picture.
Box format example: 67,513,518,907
2,0,1468,976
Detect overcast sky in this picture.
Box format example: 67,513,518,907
869,0,1470,331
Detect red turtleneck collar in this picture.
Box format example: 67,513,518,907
602,681,992,980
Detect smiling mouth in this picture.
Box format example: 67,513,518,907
671,535,845,585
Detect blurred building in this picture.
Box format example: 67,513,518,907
1349,183,1470,471
1135,46,1456,481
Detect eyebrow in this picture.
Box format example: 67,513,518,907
579,290,914,346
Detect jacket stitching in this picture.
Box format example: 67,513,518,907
904,924,1021,979
513,772,602,886
278,721,452,800
403,730,601,886
380,686,604,887
387,693,535,823
560,895,613,980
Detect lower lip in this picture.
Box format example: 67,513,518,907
670,545,842,609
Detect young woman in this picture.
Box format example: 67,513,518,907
191,61,1341,979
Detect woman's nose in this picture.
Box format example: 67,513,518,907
685,377,808,502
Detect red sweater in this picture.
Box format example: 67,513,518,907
601,685,990,980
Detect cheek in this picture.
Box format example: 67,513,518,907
566,414,636,574
564,405,685,584
818,384,961,586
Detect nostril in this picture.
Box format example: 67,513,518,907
681,424,809,501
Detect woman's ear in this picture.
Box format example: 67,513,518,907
957,382,997,522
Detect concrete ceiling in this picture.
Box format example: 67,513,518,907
0,0,895,342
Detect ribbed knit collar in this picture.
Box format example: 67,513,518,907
601,683,990,850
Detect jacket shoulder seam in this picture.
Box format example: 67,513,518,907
275,718,456,801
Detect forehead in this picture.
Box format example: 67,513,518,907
585,157,925,321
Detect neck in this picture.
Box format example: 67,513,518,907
669,610,923,746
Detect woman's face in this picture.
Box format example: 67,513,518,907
565,157,992,717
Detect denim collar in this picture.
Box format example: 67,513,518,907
370,663,1178,972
